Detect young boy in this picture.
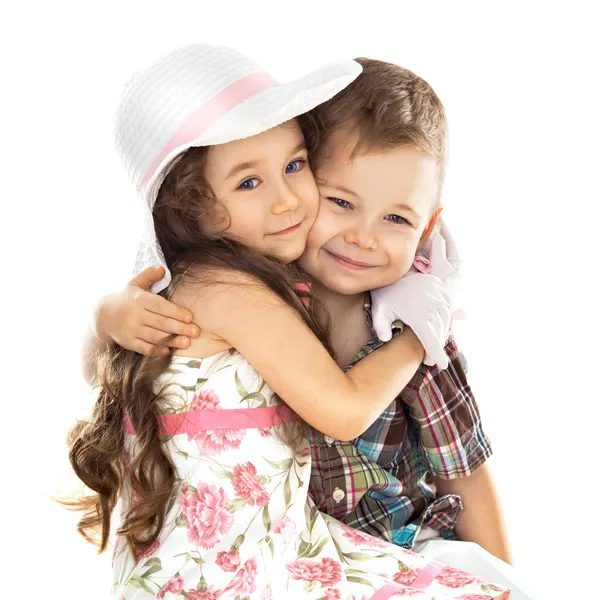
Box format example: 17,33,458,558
302,58,510,558
84,58,537,598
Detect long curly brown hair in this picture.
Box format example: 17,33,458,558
63,115,332,557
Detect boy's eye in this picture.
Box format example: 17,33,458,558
285,159,306,174
238,177,260,190
385,214,408,225
328,197,353,210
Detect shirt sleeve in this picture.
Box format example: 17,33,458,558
398,333,493,479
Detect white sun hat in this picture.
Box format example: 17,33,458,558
115,43,362,294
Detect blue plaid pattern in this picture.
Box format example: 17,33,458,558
309,327,492,549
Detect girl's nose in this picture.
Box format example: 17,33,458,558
271,181,301,215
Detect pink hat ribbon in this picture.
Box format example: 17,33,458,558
138,71,277,194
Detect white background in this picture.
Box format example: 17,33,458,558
2,1,599,599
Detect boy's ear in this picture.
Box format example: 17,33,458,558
416,206,443,252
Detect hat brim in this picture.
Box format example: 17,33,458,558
144,59,361,207
136,59,361,294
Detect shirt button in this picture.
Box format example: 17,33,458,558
324,435,335,445
332,487,345,503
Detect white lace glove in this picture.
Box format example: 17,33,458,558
371,220,461,369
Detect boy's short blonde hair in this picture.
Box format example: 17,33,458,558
310,57,448,188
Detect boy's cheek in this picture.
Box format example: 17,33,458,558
302,177,321,218
372,266,412,289
371,250,416,288
304,207,335,249
313,195,333,224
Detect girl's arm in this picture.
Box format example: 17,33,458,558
182,271,426,441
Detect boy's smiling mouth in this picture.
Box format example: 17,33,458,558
325,250,377,270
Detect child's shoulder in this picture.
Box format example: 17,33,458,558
172,266,282,330
174,266,268,303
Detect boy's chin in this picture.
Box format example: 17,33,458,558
318,274,379,297
325,274,409,296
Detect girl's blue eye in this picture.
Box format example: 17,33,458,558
328,197,353,210
238,177,260,190
285,159,306,174
385,214,408,225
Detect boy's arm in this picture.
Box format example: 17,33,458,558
434,462,512,564
401,333,510,559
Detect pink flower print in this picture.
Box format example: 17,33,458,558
259,427,272,437
215,549,241,572
456,595,494,600
315,558,343,587
340,523,388,548
190,389,220,411
190,428,245,455
129,486,141,510
483,585,504,593
393,568,421,586
437,566,480,589
273,516,291,534
184,588,221,600
231,462,270,506
111,538,120,567
180,482,234,549
157,574,184,598
325,589,341,600
388,588,417,597
224,557,258,596
286,558,313,581
133,538,160,563
273,516,297,547
260,587,273,600
286,557,342,587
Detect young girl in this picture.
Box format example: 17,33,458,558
69,44,509,599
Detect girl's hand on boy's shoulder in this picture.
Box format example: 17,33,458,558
95,266,200,356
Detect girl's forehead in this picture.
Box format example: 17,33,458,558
206,122,306,177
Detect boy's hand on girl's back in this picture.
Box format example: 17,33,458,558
95,266,200,356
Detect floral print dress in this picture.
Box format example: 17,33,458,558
112,351,510,600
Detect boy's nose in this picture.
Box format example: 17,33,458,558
343,226,378,251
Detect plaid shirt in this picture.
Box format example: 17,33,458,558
308,311,492,549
